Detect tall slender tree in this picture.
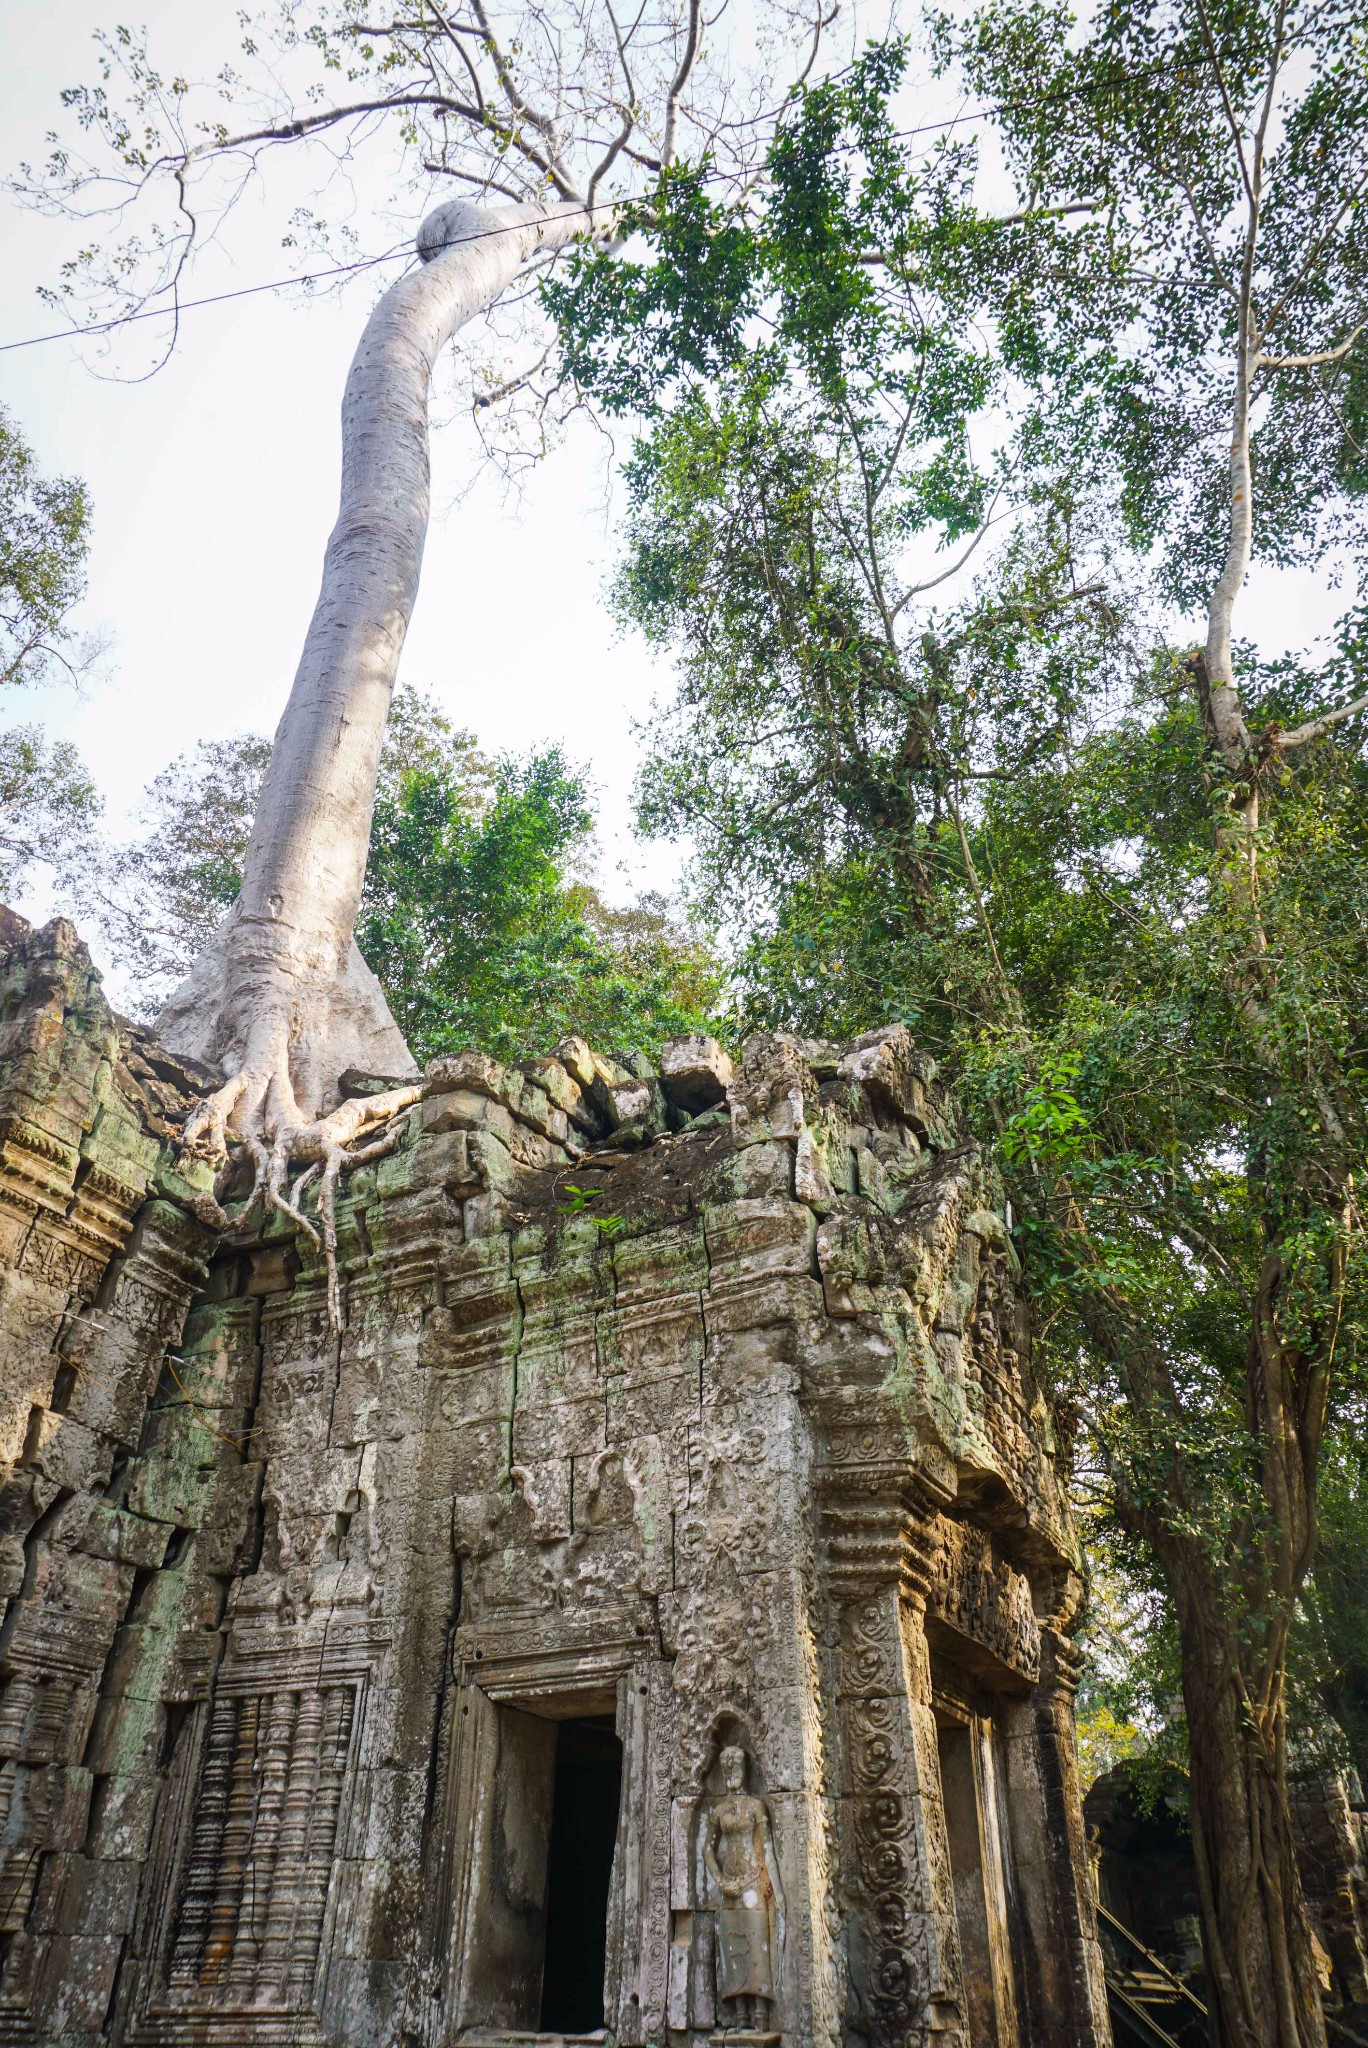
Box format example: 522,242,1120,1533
543,21,1368,2040
930,10,1368,2039
22,0,828,1259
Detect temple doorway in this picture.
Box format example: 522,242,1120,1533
539,1715,625,2034
935,1703,1021,2047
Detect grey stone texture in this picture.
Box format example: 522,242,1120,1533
0,916,1111,2048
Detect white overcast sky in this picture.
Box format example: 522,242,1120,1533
2,0,693,980
0,0,1354,991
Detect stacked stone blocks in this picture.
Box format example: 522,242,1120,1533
0,916,1109,2048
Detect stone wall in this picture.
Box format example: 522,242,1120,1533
0,914,1111,2048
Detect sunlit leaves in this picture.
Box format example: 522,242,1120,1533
0,408,93,692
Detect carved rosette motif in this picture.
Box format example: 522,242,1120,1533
822,1489,968,2048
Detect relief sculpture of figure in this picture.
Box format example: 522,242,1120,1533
703,1745,783,2034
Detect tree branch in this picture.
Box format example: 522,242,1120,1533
856,199,1098,265
472,343,554,409
662,0,704,170
1192,0,1256,210
422,159,527,202
1258,159,1368,341
1274,689,1368,750
1256,324,1364,372
890,495,1010,611
1175,166,1241,305
467,0,583,199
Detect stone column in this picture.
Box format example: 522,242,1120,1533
823,1476,968,2048
996,1587,1112,2047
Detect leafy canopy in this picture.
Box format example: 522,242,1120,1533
0,407,92,692
931,0,1368,609
67,687,718,1062
549,15,1368,1867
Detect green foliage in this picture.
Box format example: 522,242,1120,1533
549,41,1001,537
0,725,101,896
931,0,1368,607
0,408,92,691
74,686,719,1059
1296,1412,1368,1787
356,723,720,1063
549,18,1368,1881
69,732,273,991
0,413,100,899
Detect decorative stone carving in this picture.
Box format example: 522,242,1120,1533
703,1745,784,2035
163,1682,356,2007
0,913,1120,2048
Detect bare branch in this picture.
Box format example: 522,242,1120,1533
587,0,643,207
662,0,704,170
428,0,491,118
468,0,583,199
1274,690,1368,750
793,0,837,91
1256,324,1364,372
890,494,1010,612
472,343,554,408
422,159,527,201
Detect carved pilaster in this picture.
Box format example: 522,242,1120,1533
995,1617,1113,2047
821,1478,968,2048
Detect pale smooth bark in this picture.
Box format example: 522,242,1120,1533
161,197,598,1155
1204,335,1258,778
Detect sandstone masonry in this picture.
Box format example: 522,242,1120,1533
0,915,1110,2048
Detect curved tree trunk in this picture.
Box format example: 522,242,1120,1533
1174,1573,1327,2048
159,197,595,1154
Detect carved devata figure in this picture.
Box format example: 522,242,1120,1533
703,1745,783,2035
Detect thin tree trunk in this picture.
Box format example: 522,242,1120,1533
1171,1564,1327,2048
159,197,597,1150
1204,334,1258,779
1073,1254,1330,2048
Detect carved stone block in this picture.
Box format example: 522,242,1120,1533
0,923,1113,2048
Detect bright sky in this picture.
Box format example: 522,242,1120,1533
1,0,1353,999
2,0,689,993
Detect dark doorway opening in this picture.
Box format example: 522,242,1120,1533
538,1714,623,2035
937,1713,1020,2048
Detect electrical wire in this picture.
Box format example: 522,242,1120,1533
1,243,412,355
0,48,1275,357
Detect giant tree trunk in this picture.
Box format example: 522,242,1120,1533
1078,1263,1331,2048
159,197,595,1156
1168,1560,1327,2048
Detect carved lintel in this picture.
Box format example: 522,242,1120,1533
926,1519,1041,1685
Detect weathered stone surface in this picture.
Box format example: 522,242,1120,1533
659,1035,736,1114
0,914,1119,2048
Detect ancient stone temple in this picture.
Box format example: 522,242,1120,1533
0,912,1110,2048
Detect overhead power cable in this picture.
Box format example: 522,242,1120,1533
0,243,413,355
0,48,1273,357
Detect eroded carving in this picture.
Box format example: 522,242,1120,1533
703,1745,784,2034
0,930,1114,2048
